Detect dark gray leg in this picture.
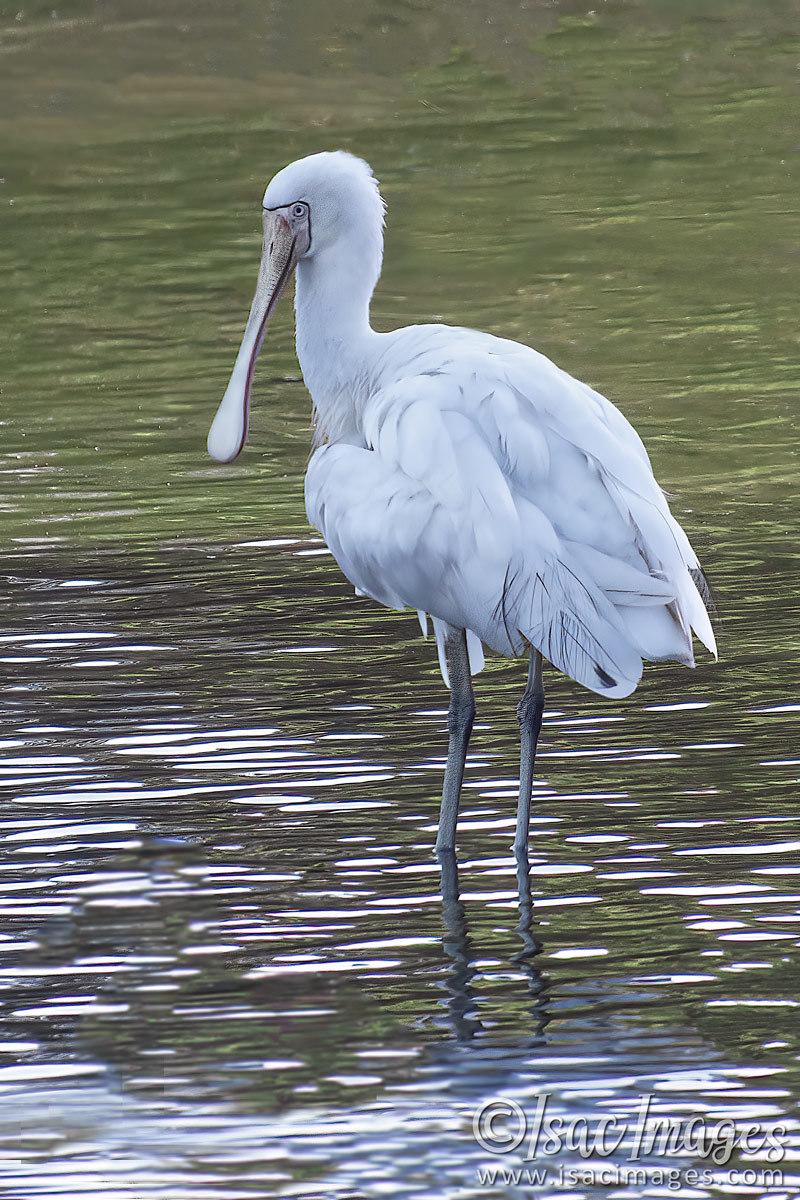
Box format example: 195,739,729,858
515,648,544,854
435,627,475,855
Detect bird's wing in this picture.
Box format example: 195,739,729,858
476,337,717,661
306,373,647,697
305,375,516,625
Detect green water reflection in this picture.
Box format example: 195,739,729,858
3,0,797,549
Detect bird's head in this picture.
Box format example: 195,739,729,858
207,151,384,464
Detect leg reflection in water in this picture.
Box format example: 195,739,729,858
439,848,481,1041
438,847,550,1044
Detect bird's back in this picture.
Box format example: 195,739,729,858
305,323,716,696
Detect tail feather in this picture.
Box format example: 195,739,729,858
497,552,643,698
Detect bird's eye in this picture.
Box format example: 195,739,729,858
292,203,307,219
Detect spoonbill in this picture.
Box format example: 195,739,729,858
207,150,716,855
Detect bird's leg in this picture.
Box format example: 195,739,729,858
515,648,544,854
436,627,475,855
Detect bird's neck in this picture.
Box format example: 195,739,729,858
294,232,383,443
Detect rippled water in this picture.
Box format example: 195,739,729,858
2,1,799,1196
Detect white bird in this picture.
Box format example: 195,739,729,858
207,150,717,856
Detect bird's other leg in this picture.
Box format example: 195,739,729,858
515,648,544,854
436,627,475,856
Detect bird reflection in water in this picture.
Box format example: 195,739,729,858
438,848,549,1046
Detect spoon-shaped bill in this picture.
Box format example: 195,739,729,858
207,211,299,463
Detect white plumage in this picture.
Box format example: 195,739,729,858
207,150,716,853
306,322,717,697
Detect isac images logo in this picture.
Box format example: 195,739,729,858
472,1093,788,1192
